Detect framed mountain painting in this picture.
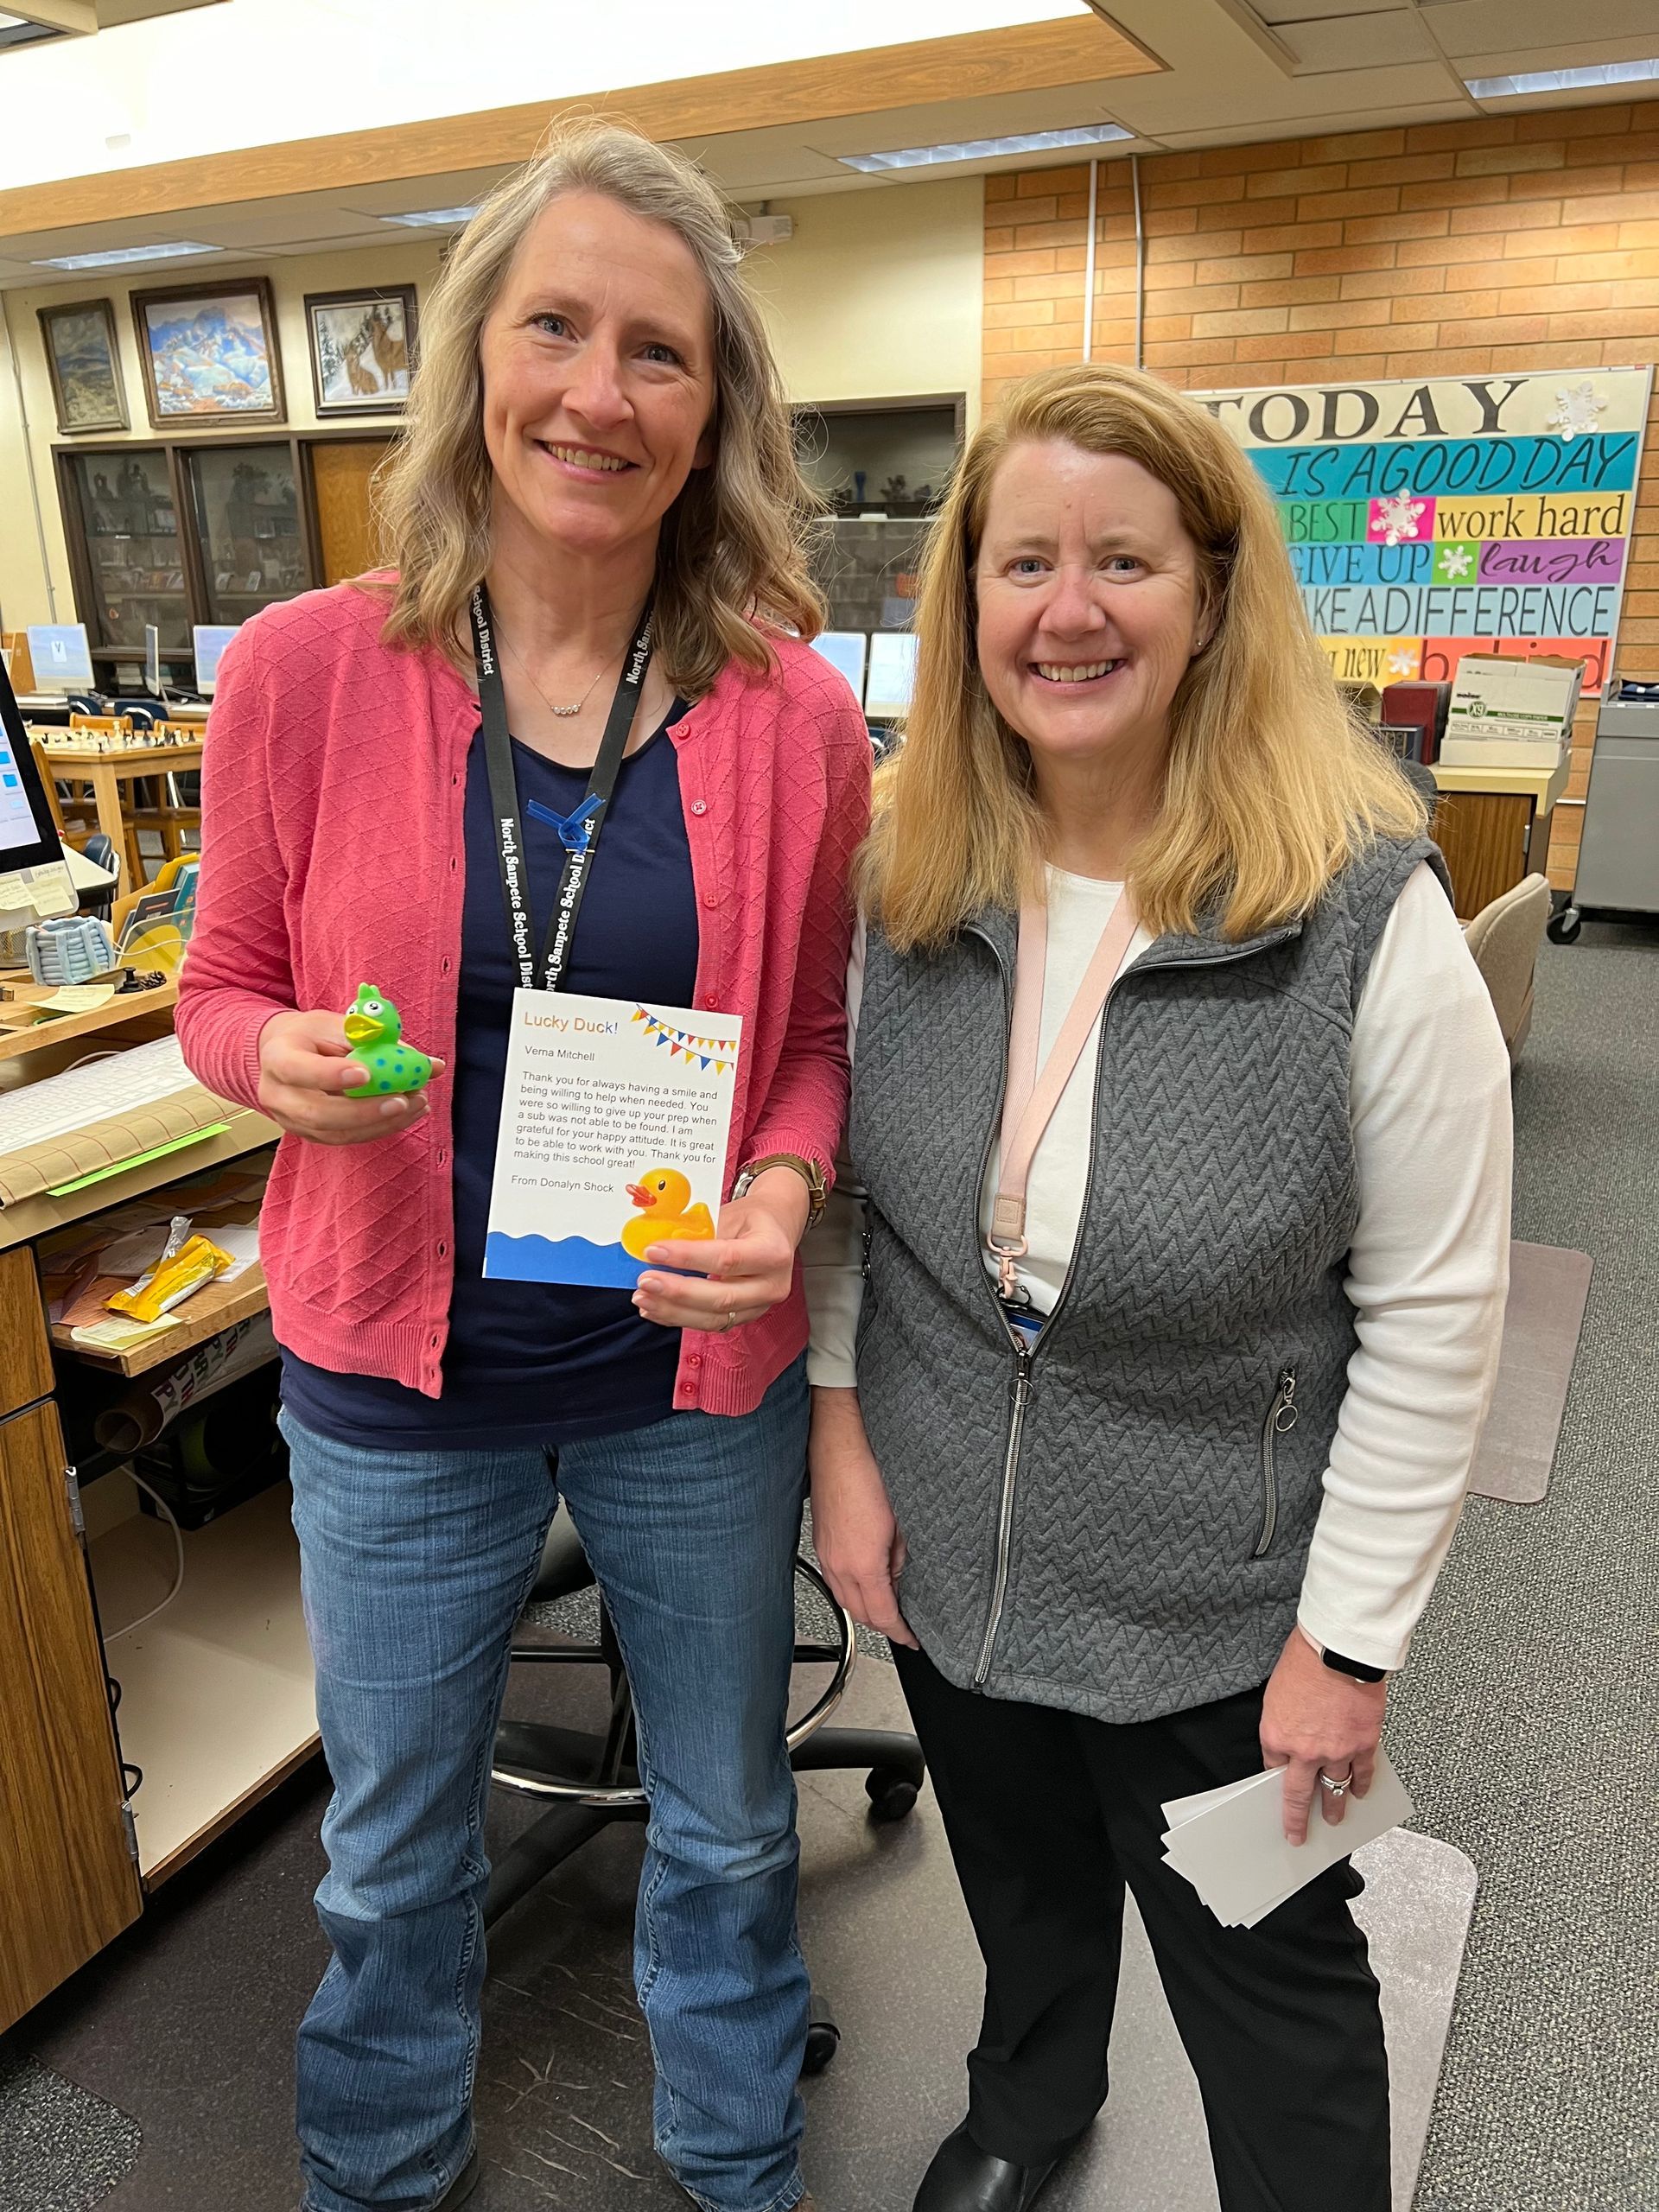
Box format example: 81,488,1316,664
38,298,129,434
130,278,286,427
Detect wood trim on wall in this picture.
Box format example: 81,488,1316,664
0,17,1161,239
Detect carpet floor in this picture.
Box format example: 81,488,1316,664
1381,922,1659,2211
3,922,1655,2210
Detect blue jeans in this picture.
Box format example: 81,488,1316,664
283,1357,810,2212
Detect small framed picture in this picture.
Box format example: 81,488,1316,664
304,285,419,416
130,277,285,427
38,297,129,434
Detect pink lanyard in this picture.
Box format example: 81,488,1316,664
988,887,1140,1304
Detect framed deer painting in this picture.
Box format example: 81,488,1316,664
304,286,419,417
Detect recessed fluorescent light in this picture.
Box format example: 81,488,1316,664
379,205,480,228
1465,57,1659,99
0,11,60,47
838,123,1134,175
34,239,219,270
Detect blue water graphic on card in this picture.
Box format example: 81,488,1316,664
484,1231,644,1288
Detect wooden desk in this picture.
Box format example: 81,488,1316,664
1429,755,1570,921
1,1025,296,2031
0,975,178,1065
31,738,203,888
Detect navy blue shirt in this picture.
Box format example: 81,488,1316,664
282,705,698,1451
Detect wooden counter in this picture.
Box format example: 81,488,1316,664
1428,753,1568,920
1,1015,299,2031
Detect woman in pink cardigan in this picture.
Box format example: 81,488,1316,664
177,123,863,2212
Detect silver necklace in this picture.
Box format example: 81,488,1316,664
501,629,620,720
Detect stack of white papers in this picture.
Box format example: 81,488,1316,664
1160,1751,1414,1929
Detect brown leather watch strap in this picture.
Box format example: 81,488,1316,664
734,1152,827,1229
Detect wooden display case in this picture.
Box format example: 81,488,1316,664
53,429,396,689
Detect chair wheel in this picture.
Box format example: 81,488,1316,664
865,1767,920,1821
1546,906,1581,944
802,2019,841,2075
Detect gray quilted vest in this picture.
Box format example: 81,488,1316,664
849,834,1448,1725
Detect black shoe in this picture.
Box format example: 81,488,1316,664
434,2153,480,2210
912,2121,1063,2212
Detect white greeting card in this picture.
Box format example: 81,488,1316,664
484,989,743,1289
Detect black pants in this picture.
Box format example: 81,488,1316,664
893,1643,1390,2212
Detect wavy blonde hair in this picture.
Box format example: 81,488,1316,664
862,360,1425,948
367,118,823,696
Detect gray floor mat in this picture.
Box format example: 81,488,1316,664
0,2044,140,2212
1466,1240,1594,1504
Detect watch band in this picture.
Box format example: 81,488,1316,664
733,1152,827,1230
1300,1625,1388,1684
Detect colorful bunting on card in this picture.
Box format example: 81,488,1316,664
632,1005,734,1077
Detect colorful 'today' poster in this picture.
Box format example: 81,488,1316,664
485,992,742,1290
1195,366,1654,696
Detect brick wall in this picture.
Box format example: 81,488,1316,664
982,102,1659,890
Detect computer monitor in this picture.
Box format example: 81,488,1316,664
0,658,79,949
809,631,869,704
193,624,239,697
865,631,918,721
25,622,94,696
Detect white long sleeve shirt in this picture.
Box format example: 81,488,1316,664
804,861,1513,1673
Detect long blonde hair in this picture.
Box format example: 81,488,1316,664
862,361,1425,948
369,118,823,696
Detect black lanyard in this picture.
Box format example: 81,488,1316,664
470,581,654,994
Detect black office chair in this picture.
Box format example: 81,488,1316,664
78,832,120,920
486,1500,926,2073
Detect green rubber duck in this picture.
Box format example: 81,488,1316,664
341,983,435,1098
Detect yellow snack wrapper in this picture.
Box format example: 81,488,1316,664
106,1234,232,1324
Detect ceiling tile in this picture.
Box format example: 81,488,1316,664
1253,2,1411,21
1281,15,1434,69
1416,0,1659,54
186,203,402,247
1154,99,1472,147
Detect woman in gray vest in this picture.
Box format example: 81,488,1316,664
806,362,1511,2212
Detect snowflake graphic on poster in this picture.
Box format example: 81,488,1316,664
1436,543,1476,582
1387,645,1420,679
1371,493,1427,546
1544,381,1606,441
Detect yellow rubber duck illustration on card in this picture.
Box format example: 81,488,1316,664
621,1168,715,1261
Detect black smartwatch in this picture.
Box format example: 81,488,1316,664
1321,1646,1387,1685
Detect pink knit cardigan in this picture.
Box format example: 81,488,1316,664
175,581,870,1415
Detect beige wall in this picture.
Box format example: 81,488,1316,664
744,175,983,423
0,173,983,636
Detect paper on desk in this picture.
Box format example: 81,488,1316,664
36,984,117,1014
1160,1752,1414,1929
72,1313,182,1352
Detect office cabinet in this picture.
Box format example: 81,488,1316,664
0,1257,143,2026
